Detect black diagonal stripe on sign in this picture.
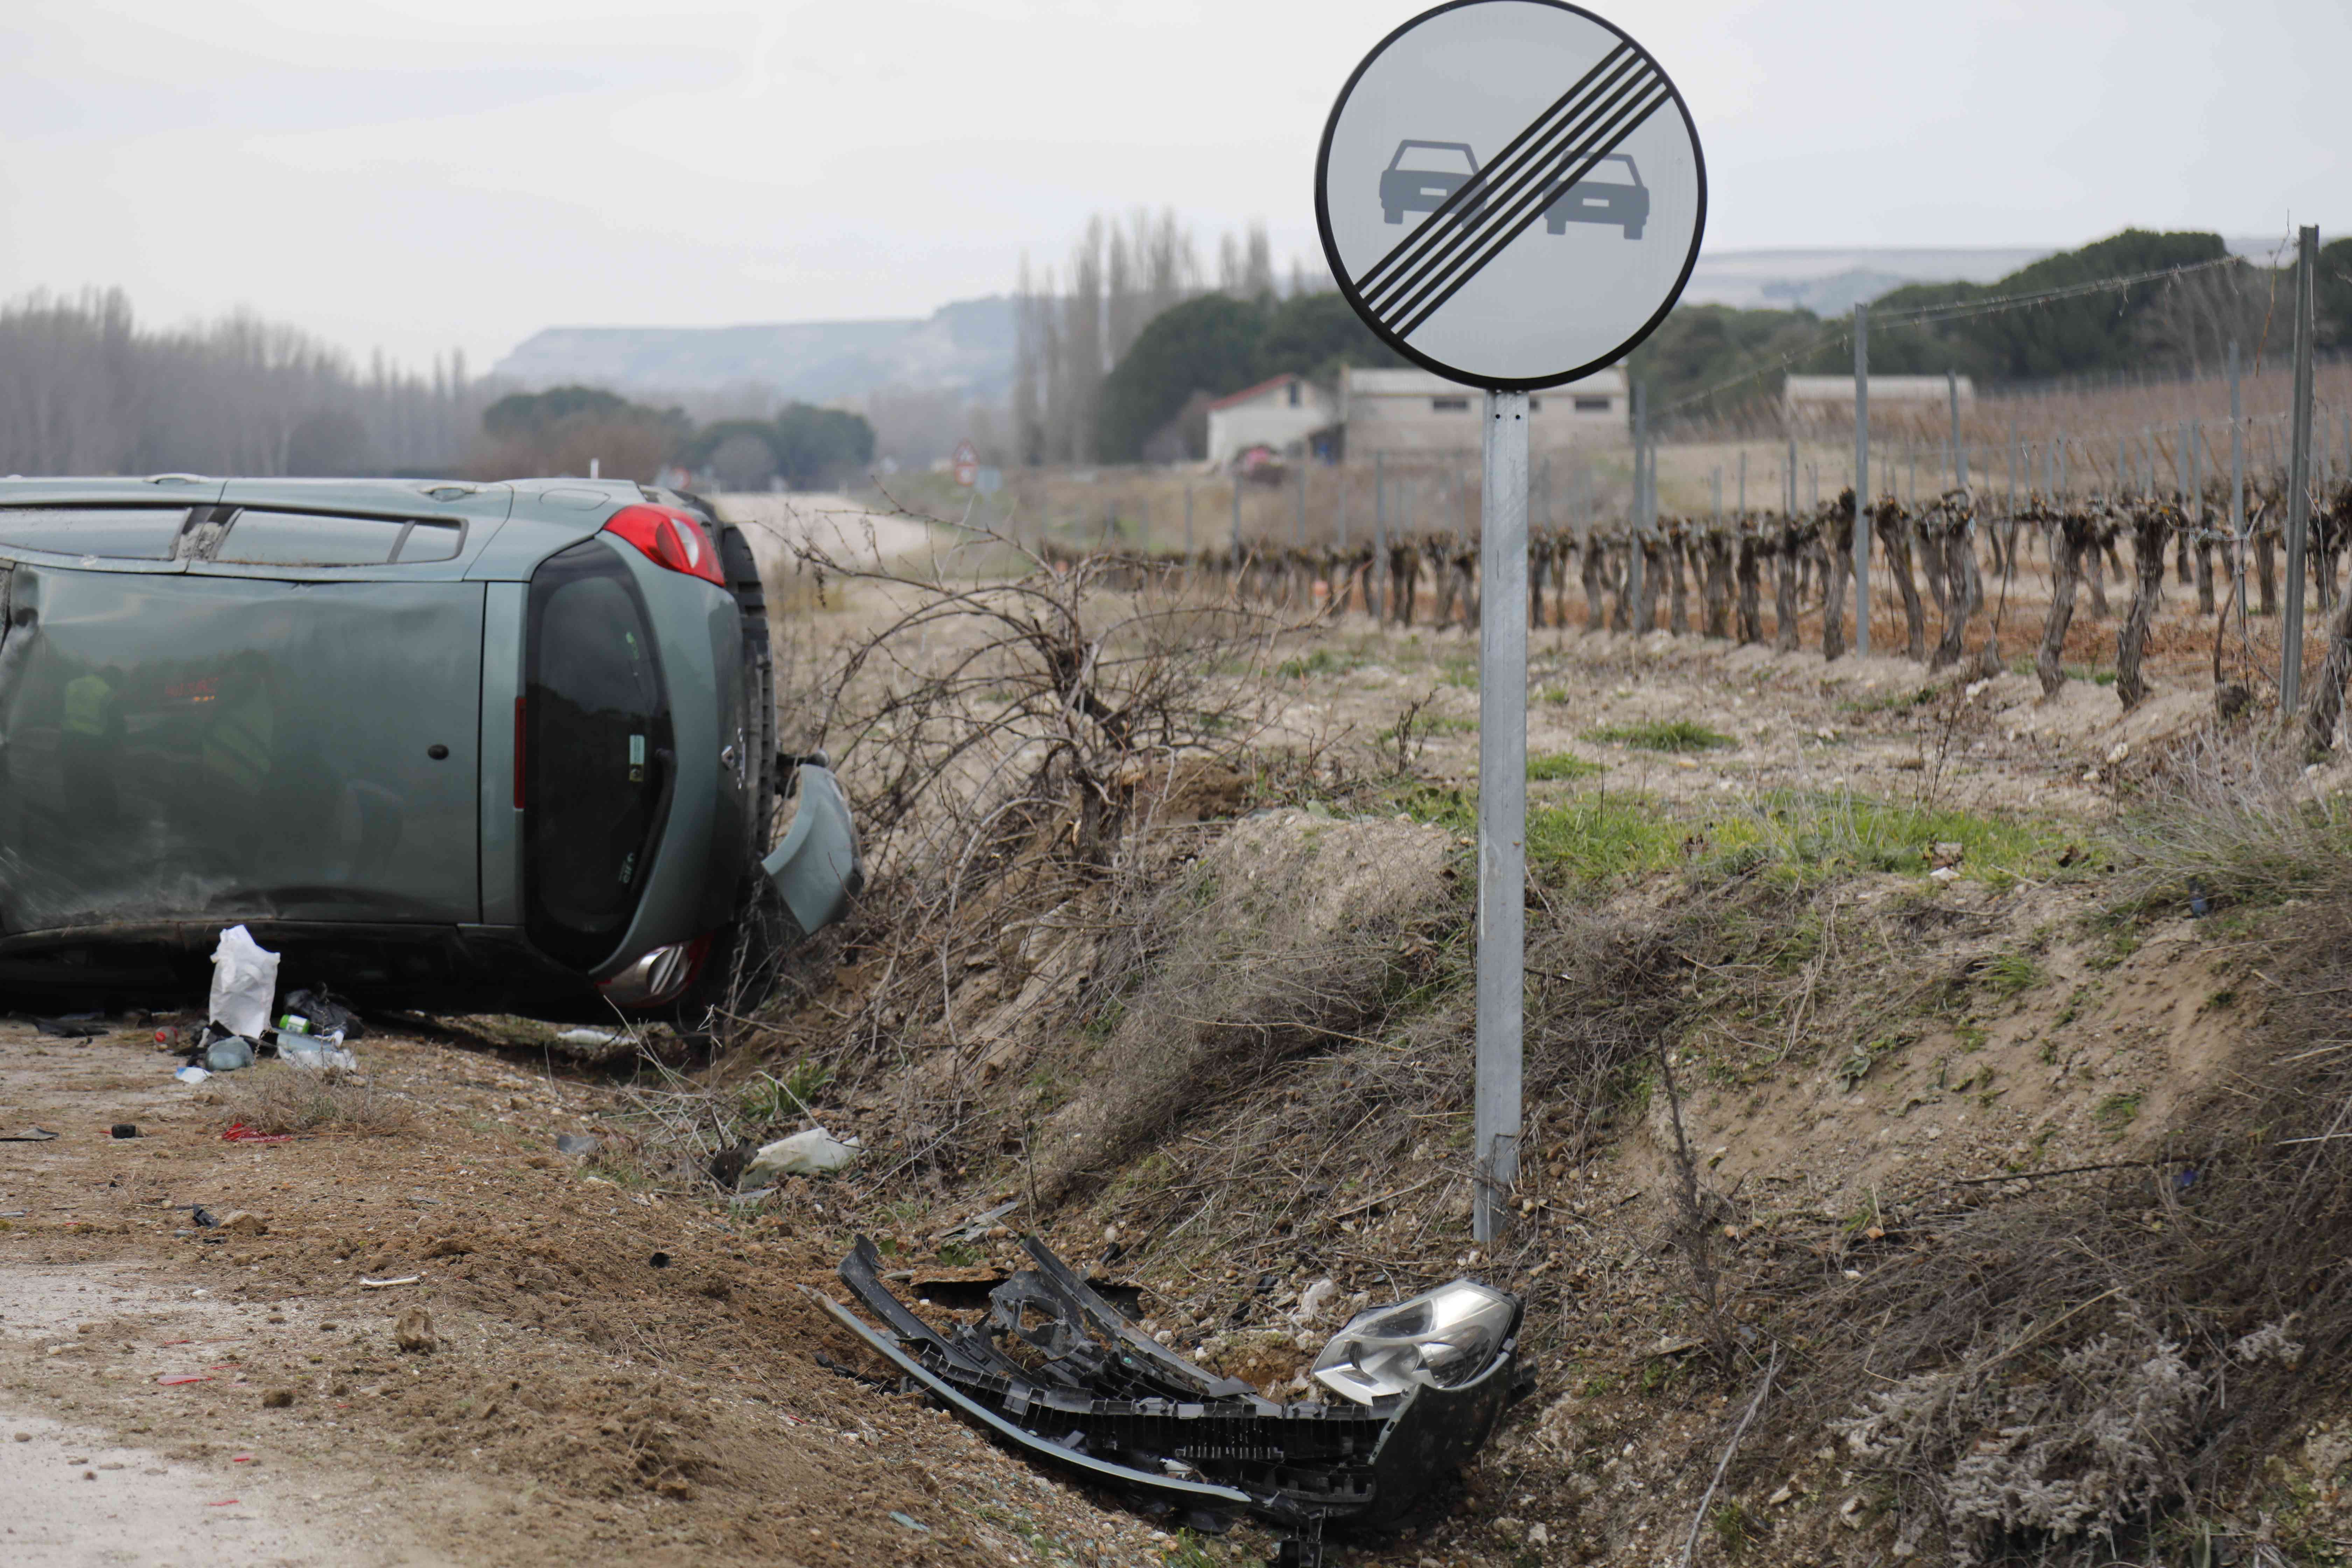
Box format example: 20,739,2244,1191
1379,81,1668,334
1354,47,1646,303
1358,52,1655,316
1392,89,1670,340
1360,57,1660,320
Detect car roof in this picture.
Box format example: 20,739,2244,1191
0,475,710,582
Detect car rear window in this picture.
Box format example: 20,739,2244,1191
523,540,673,969
0,507,189,560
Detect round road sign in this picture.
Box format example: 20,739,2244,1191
1315,0,1706,390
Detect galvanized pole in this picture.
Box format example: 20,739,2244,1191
1295,458,1307,550
1786,433,1797,515
1184,485,1195,557
1473,390,1528,1246
2283,225,2319,710
1373,451,1386,621
1738,449,1747,512
1854,303,1871,657
1231,477,1242,556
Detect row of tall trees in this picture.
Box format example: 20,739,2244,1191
0,288,485,478
1012,211,1334,465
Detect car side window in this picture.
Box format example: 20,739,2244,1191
214,510,407,567
393,520,463,563
0,507,190,560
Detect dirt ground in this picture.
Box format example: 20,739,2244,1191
5,503,2336,1567
0,1018,1218,1568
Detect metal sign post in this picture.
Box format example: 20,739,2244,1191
2285,225,2319,710
1853,303,1869,658
1317,0,1704,1244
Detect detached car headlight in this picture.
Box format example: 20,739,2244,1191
1310,1279,1518,1405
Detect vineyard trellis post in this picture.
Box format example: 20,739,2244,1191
1949,368,1967,490
1474,391,1530,1245
1230,476,1241,556
1854,301,1871,657
1738,449,1746,511
1295,458,1307,551
1184,484,1194,556
2283,224,2319,710
1631,383,1649,625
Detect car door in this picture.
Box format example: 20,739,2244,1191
0,554,484,933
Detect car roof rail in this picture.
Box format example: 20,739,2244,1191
145,473,210,485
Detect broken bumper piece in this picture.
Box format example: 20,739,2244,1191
808,1236,1525,1560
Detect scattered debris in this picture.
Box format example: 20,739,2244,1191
359,1275,421,1289
741,1128,861,1185
108,1124,137,1139
200,1032,257,1073
157,1374,212,1387
393,1307,437,1353
931,1198,1021,1244
0,1127,58,1143
221,1122,291,1144
812,1236,1527,1562
888,1511,930,1533
207,925,279,1041
648,1252,672,1269
279,1038,358,1072
190,1207,219,1228
214,1211,267,1237
556,1027,628,1050
280,987,364,1041
554,1133,600,1158
174,1066,210,1086
31,1015,104,1039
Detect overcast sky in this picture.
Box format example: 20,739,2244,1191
1,0,2340,371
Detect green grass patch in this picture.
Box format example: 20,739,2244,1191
2094,1091,2142,1136
1391,783,1679,884
1981,952,2045,998
1587,719,1736,753
1708,791,2062,885
1839,685,1938,715
1528,750,1605,782
1274,648,1365,680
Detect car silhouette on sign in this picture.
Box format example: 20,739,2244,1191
1544,152,1649,240
1380,140,1483,225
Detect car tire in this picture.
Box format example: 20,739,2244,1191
650,520,805,1032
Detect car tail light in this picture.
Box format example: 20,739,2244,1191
602,504,727,587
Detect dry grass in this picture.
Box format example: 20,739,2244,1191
210,1064,415,1136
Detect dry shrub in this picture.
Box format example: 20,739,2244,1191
2113,721,2352,914
1034,810,1460,1197
210,1064,414,1136
1763,757,2352,1563
673,510,1324,1182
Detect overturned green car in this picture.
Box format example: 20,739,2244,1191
0,475,860,1019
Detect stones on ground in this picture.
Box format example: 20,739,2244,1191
215,1211,267,1237
392,1307,437,1353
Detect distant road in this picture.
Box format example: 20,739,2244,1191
713,491,933,584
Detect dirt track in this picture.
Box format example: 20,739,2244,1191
0,1019,1208,1568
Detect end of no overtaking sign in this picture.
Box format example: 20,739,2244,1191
1315,0,1706,391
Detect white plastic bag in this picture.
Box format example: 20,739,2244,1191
740,1128,862,1185
208,925,279,1041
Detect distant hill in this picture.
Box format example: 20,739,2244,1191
1681,238,2291,315
490,295,1016,405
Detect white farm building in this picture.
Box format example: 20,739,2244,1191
1341,366,1628,458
